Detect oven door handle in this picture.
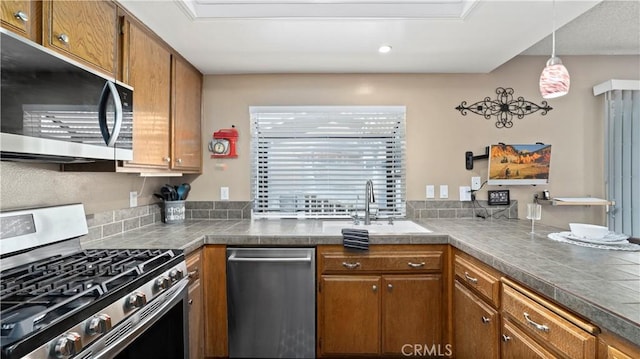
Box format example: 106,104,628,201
227,253,312,263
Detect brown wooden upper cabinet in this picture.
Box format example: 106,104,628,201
120,15,172,170
171,56,203,173
1,0,40,42
43,0,118,77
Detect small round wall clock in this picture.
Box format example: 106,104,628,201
209,138,229,155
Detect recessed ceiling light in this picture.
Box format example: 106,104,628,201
378,45,392,54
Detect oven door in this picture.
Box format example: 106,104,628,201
84,278,189,359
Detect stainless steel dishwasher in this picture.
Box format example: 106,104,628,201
226,247,315,358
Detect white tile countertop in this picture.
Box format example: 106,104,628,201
81,218,640,345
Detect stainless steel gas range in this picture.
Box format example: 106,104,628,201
0,204,189,359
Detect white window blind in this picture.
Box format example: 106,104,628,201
605,89,640,237
251,106,406,219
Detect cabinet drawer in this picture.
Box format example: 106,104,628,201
321,251,442,273
502,280,597,359
186,250,202,286
454,255,500,307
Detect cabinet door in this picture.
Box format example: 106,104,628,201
171,56,202,172
187,251,203,359
382,275,443,355
501,319,558,359
44,0,117,76
319,275,380,356
454,280,499,359
1,0,38,41
121,18,171,168
188,279,203,359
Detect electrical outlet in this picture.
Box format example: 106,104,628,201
471,176,481,191
459,186,471,201
129,191,137,208
439,185,448,199
426,185,435,199
220,187,230,200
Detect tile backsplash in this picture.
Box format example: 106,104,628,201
84,201,252,241
84,200,513,242
406,200,517,219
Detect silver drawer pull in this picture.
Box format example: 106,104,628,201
408,261,425,268
523,312,549,332
58,33,70,44
464,271,478,284
501,334,511,342
372,285,377,292
14,11,29,22
387,283,393,290
481,316,491,324
188,270,198,278
342,261,360,269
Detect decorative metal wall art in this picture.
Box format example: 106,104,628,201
455,87,552,129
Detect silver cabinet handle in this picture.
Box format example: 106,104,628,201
188,270,198,278
188,299,193,305
14,11,28,22
58,33,70,44
372,285,377,292
523,312,549,332
163,156,171,163
481,316,491,324
387,283,393,290
464,271,478,284
408,262,425,268
501,334,511,342
176,158,183,164
342,261,360,269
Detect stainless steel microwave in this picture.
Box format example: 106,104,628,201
0,29,133,163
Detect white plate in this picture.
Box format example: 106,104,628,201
565,231,629,242
559,232,629,245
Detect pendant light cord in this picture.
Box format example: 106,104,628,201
551,0,556,58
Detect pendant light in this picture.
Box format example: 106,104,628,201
539,0,570,99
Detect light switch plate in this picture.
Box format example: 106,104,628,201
471,176,482,191
129,191,137,208
439,185,448,199
426,185,435,199
459,186,471,201
220,187,230,200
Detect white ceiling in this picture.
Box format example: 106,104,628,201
117,0,640,75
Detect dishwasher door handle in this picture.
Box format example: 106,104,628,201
227,253,312,263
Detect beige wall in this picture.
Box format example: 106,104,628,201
1,54,638,225
192,55,640,228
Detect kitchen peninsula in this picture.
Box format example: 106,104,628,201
81,217,640,357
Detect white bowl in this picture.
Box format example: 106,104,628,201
569,223,609,239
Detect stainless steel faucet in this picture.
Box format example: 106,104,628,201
364,179,375,225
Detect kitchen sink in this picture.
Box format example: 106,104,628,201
321,220,431,234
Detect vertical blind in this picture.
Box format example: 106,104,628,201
251,106,406,218
605,89,639,237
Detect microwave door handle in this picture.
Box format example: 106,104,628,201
98,81,123,147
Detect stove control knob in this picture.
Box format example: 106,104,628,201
86,314,112,336
155,276,171,291
125,292,147,311
52,332,82,358
169,269,184,282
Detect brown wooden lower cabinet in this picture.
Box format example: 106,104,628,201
453,280,499,359
187,250,204,359
501,318,558,358
317,245,448,357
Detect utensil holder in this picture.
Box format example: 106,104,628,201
162,200,185,224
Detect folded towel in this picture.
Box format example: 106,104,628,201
342,228,369,251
